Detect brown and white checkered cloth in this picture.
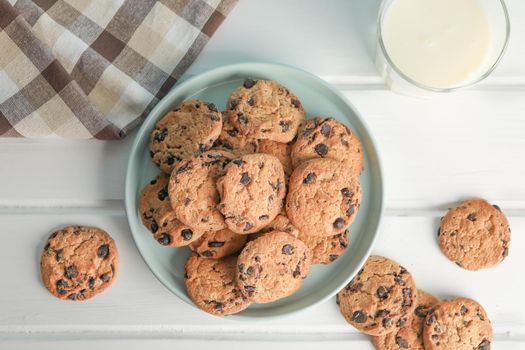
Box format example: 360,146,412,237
0,0,236,139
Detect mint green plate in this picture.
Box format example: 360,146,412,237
125,63,384,319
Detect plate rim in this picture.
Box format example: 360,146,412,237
125,62,385,321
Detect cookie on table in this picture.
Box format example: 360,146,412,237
217,153,286,234
298,230,349,265
438,199,511,270
189,228,247,259
169,150,234,232
236,231,311,303
228,79,305,143
212,111,259,156
140,174,205,247
286,158,362,237
373,290,439,350
149,100,222,173
258,139,293,179
423,298,492,350
291,117,364,174
185,255,253,316
40,226,118,301
337,255,417,336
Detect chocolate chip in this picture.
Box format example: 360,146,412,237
397,318,407,327
176,161,192,174
208,241,225,247
376,286,390,300
238,264,244,273
100,273,110,282
460,305,468,315
150,220,159,233
240,172,251,185
202,250,213,257
376,309,390,317
493,204,501,211
291,99,301,108
402,288,413,307
246,266,254,275
467,213,477,221
478,339,490,350
431,334,439,342
166,154,177,165
238,114,248,124
346,205,355,217
56,279,68,289
314,143,328,156
88,277,96,289
333,217,345,229
213,301,224,311
65,266,78,279
258,215,269,221
279,120,290,132
320,123,331,137
207,103,218,112
244,285,256,293
97,244,109,259
254,256,261,262
329,254,339,262
247,97,254,106
154,128,168,142
198,143,207,154
395,336,409,348
415,306,428,317
341,188,352,197
437,227,441,236
382,318,392,328
68,293,78,300
55,249,63,262
282,244,293,255
426,312,436,325
157,234,171,246
303,172,316,184
394,275,405,286
352,311,367,323
293,265,301,278
243,79,256,88
227,128,238,138
157,187,168,201
184,197,192,206
181,229,193,241
243,222,253,232
229,100,238,110
150,178,157,185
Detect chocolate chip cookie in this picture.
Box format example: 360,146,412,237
373,290,439,350
40,226,118,301
299,230,349,265
212,111,259,155
286,158,362,237
337,255,417,336
217,153,286,234
236,231,311,303
185,255,253,316
423,298,492,350
258,139,293,179
228,79,305,143
169,150,234,231
189,228,247,259
438,199,511,270
150,100,222,173
291,117,364,174
140,174,205,247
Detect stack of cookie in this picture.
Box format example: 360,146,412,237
140,79,364,315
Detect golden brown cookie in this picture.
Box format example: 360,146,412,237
373,290,439,350
423,298,492,350
139,174,205,246
212,111,259,155
291,117,364,174
40,226,118,301
258,139,293,179
337,255,417,336
149,100,222,173
299,231,349,265
169,150,235,231
236,231,311,303
189,229,247,259
227,79,305,143
185,255,253,316
286,158,362,237
438,199,511,270
217,153,286,234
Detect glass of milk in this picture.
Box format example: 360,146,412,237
376,0,510,96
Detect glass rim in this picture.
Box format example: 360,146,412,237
377,0,511,93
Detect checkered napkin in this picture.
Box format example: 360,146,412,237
0,0,236,139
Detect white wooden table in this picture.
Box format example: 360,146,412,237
1,1,525,349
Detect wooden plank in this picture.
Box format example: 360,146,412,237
1,214,523,335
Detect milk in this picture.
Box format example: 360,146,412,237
381,0,492,89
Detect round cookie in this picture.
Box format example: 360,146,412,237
189,228,247,259
236,231,311,303
139,174,205,247
227,79,305,143
291,117,364,174
299,230,349,265
423,298,492,350
149,100,222,173
169,150,234,231
185,255,253,316
373,290,439,350
438,199,511,270
337,255,417,336
40,226,118,301
258,139,293,179
286,158,362,237
212,111,259,156
217,153,286,234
